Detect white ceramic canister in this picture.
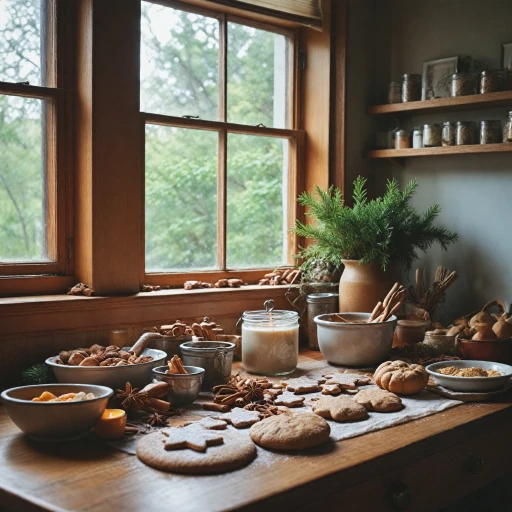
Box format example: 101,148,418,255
241,300,299,376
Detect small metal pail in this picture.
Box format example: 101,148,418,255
179,341,236,390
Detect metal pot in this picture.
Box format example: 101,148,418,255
180,341,235,390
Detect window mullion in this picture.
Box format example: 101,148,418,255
219,13,228,122
217,128,227,270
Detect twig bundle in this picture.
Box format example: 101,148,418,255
368,282,406,323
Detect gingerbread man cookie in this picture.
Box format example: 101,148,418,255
323,373,372,390
274,391,306,407
281,376,322,394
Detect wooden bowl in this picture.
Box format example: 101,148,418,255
455,335,512,364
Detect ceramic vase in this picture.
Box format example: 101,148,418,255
338,259,399,313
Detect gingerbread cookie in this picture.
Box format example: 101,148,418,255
184,417,228,430
162,424,223,452
312,396,368,422
323,373,372,389
137,429,256,474
354,388,403,413
321,384,342,395
281,376,322,394
218,407,261,428
250,412,330,451
274,391,305,407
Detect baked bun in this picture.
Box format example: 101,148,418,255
374,360,429,395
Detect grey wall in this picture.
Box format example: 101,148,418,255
345,0,512,323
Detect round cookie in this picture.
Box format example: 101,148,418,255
249,412,330,451
136,429,256,474
354,388,403,413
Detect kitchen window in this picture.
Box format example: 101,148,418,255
141,1,304,283
0,0,72,281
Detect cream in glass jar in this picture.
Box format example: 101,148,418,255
241,301,299,376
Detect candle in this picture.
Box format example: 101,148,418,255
94,409,127,440
241,308,299,376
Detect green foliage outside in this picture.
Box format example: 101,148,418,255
0,0,288,269
294,176,458,271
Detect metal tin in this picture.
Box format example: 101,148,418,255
306,293,339,350
152,365,204,405
180,341,235,390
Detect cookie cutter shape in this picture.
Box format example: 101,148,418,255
184,417,228,430
162,424,224,452
281,376,322,394
274,391,305,407
218,407,261,428
354,388,403,413
323,373,372,389
312,396,368,422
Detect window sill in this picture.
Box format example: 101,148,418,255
0,285,294,338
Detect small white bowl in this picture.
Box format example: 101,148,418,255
426,360,512,392
1,384,113,442
314,313,397,367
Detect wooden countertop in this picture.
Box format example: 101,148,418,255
1,351,512,512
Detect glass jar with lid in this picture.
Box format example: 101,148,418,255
401,74,422,102
388,81,402,104
455,121,477,145
504,111,512,142
450,73,476,97
480,70,504,94
479,120,502,144
394,129,411,149
442,122,456,146
423,124,442,147
412,127,423,148
241,300,299,375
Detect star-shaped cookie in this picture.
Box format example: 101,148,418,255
162,424,224,452
312,396,368,422
323,373,372,390
321,384,342,395
274,391,305,407
218,407,261,428
184,417,228,430
281,376,322,394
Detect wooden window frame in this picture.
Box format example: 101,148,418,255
0,0,74,295
141,0,305,287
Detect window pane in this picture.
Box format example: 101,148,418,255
227,134,288,268
0,95,47,262
145,125,218,271
0,0,46,85
228,23,290,128
141,2,219,120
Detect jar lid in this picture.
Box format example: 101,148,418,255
443,121,456,125
413,126,423,131
306,293,339,303
396,129,408,135
402,73,421,80
456,121,476,126
479,119,501,124
423,123,441,128
481,69,503,76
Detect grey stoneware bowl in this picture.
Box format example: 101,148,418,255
152,365,204,405
426,360,512,392
314,313,397,367
1,384,113,442
46,347,166,389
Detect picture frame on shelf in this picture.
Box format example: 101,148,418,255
502,42,512,70
422,56,459,100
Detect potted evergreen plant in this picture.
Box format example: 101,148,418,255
293,177,458,312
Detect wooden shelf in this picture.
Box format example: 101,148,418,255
366,143,512,160
367,90,512,116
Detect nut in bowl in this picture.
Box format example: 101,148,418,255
314,313,397,367
426,360,512,393
1,384,113,442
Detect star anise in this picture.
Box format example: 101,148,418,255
115,382,149,411
244,402,283,419
146,412,169,428
213,375,270,406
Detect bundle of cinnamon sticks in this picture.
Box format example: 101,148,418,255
368,282,406,323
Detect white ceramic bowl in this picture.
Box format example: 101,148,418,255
46,347,166,389
426,360,512,392
1,384,112,441
314,313,397,367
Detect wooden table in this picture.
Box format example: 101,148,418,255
1,351,512,512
